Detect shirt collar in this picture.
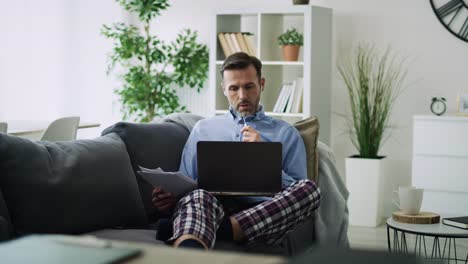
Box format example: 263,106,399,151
229,105,266,123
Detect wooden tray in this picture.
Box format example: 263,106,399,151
392,211,440,224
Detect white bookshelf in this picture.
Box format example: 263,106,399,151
209,6,332,143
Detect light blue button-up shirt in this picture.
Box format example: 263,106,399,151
179,106,307,202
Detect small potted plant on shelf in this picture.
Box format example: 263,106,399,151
277,27,303,61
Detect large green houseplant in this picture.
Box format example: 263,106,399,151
338,43,409,227
102,0,209,122
338,43,408,158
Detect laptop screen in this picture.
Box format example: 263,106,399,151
197,141,282,195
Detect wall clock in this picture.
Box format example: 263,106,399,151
429,0,468,42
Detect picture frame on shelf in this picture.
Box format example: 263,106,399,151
457,93,468,116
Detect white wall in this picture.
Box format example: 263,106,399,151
0,0,122,138
65,0,124,138
1,0,467,218
0,0,69,120
324,0,468,218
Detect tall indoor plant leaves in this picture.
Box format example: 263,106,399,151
338,43,409,158
102,0,209,122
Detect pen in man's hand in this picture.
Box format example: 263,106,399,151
240,117,247,141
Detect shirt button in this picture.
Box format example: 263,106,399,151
236,134,239,137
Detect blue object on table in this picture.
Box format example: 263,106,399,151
0,235,141,264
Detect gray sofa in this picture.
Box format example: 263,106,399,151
0,119,348,255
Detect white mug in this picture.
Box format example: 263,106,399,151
392,186,424,215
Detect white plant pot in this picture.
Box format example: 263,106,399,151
346,156,385,227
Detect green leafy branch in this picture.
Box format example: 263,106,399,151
102,0,208,122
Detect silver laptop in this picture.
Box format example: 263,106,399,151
197,141,282,196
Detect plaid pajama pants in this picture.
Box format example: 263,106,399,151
167,179,321,249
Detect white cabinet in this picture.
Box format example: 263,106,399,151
209,6,332,144
412,115,468,214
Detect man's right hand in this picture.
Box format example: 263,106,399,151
152,187,177,214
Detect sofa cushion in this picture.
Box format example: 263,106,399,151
0,133,147,236
101,122,190,221
293,117,320,184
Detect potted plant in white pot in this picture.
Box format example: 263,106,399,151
337,43,408,227
277,27,303,61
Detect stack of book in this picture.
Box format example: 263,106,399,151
218,32,256,57
442,216,468,229
273,77,303,113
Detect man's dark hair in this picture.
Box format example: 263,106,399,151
220,52,262,80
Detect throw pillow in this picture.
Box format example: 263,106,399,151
101,122,190,221
0,133,147,235
293,117,320,184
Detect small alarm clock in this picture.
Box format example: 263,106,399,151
430,97,446,116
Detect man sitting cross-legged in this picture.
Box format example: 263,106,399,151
152,52,321,249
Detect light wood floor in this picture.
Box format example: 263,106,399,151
348,225,468,259
348,225,389,251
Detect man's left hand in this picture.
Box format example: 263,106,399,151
241,125,262,142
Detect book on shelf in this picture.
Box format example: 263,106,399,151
442,216,468,229
274,82,292,113
275,83,286,113
235,32,249,54
290,77,304,113
243,33,256,56
298,96,303,113
217,33,231,58
223,33,236,56
285,80,297,113
217,32,256,58
229,33,242,53
273,77,304,113
273,83,287,112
